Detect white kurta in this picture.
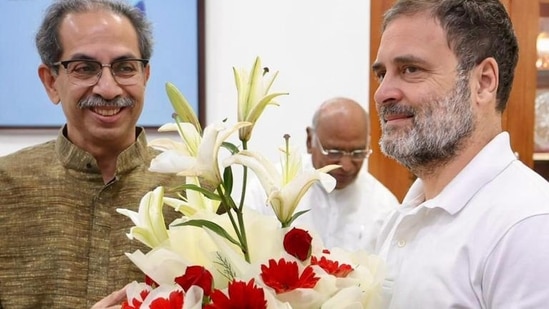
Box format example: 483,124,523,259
245,155,399,252
376,132,549,308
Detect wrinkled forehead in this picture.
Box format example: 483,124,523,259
375,13,453,66
58,9,141,60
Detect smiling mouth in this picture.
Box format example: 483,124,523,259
92,107,122,116
384,113,413,123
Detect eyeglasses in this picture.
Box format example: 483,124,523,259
313,134,372,161
52,58,149,86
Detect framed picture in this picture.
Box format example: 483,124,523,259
0,0,204,128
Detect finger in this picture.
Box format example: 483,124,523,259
90,285,128,309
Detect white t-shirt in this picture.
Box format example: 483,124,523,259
245,155,399,253
376,132,549,308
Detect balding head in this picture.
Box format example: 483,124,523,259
312,97,369,133
307,97,371,190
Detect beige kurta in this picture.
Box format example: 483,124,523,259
0,127,182,308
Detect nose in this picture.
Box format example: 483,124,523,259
374,74,403,108
337,155,357,172
93,67,124,100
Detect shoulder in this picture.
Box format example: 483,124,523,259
0,141,57,196
453,162,549,251
0,141,56,172
486,160,549,214
359,170,400,205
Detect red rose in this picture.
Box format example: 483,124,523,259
174,265,214,296
283,227,313,261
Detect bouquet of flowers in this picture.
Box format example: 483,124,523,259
116,57,385,308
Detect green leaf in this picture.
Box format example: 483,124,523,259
286,209,311,227
170,184,222,201
221,141,240,155
222,166,234,195
173,219,243,249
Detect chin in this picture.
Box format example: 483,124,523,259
334,182,350,190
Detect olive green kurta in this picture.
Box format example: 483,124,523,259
0,127,182,308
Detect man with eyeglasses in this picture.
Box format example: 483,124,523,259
248,97,399,252
0,0,180,308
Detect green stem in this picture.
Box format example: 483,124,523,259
236,139,250,261
238,139,249,212
236,206,250,262
218,184,250,262
217,186,241,239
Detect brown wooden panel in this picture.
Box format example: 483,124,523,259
369,0,413,202
534,160,549,180
503,0,536,167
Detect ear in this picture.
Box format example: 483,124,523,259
143,64,151,84
473,57,498,107
306,127,313,154
38,64,61,105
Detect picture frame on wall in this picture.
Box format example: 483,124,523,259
0,0,204,128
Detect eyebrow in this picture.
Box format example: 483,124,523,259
66,53,140,62
372,55,429,72
66,54,95,61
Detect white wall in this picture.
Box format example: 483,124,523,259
0,1,370,159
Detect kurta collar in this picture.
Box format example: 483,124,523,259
54,125,152,174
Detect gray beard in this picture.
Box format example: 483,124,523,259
378,74,475,175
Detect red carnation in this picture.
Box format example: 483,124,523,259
148,290,184,309
311,255,354,278
121,286,151,309
260,258,320,293
205,279,267,309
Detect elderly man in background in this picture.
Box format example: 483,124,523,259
247,97,399,252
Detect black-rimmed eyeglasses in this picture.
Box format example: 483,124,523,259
52,59,149,86
313,134,372,161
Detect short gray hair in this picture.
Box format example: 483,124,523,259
382,0,518,112
35,0,153,70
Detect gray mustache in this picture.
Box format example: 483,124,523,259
380,103,414,118
77,96,135,109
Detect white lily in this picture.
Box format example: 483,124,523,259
156,122,201,154
165,82,202,134
223,145,339,227
234,56,289,142
116,186,169,248
125,248,189,286
151,121,250,188
148,122,201,174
